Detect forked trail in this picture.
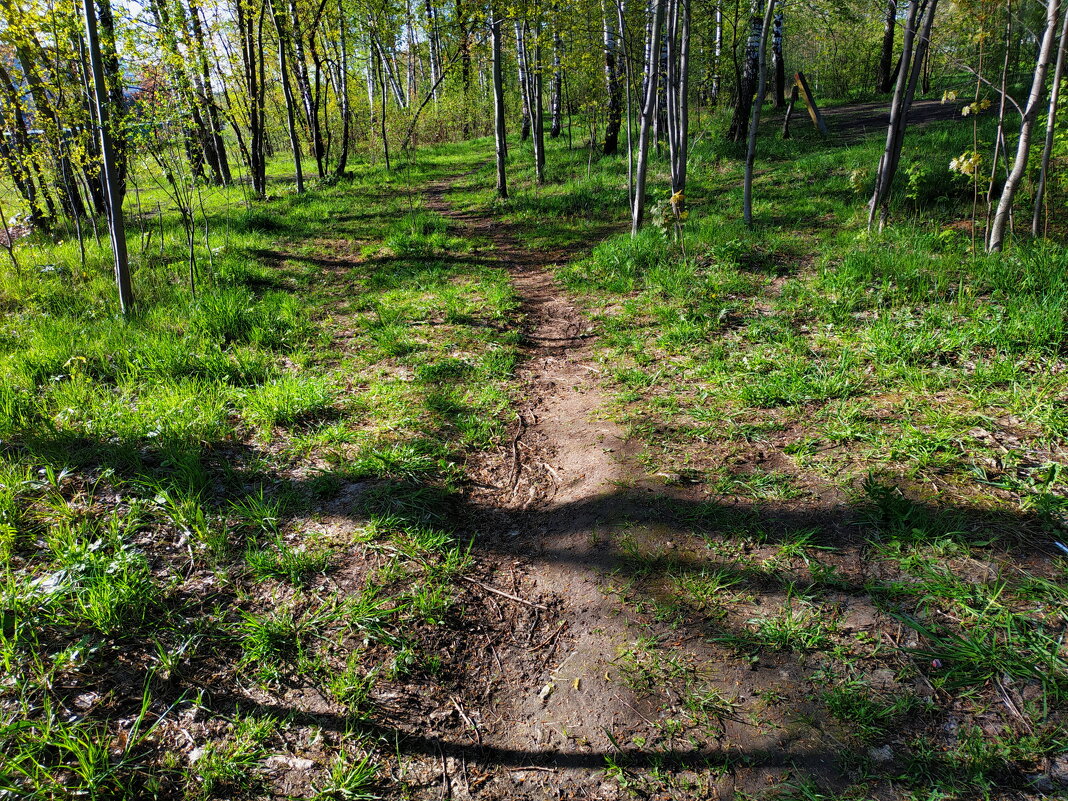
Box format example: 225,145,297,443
419,176,841,799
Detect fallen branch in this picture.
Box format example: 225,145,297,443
462,576,547,610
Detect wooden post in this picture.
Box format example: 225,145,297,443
793,71,827,135
782,83,798,139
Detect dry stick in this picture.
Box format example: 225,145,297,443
461,576,547,610
450,697,483,746
508,413,527,494
525,620,567,651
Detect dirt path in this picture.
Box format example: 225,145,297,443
420,178,841,799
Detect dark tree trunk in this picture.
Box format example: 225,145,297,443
490,3,508,198
550,30,563,137
632,0,665,233
772,10,785,107
603,11,623,154
728,8,762,142
876,0,897,93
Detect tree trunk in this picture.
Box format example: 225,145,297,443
269,0,305,191
772,11,785,107
189,3,232,184
744,0,776,224
876,0,897,93
425,0,442,98
516,21,532,140
603,5,623,154
1032,3,1068,236
83,0,133,313
667,0,691,208
711,3,722,104
550,29,564,137
989,0,1060,251
728,6,762,142
335,0,351,177
631,0,665,234
490,3,508,198
616,0,635,203
867,0,932,230
533,23,546,183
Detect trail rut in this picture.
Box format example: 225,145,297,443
420,177,843,799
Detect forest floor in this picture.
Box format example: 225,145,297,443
3,103,1067,801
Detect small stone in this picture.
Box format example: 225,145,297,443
264,755,315,771
868,745,893,763
73,692,99,710
1049,754,1068,786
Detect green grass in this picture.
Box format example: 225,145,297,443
2,102,1067,800
0,140,516,798
455,106,1068,799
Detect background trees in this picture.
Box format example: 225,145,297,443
0,0,1064,301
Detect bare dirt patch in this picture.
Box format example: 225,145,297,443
415,176,852,799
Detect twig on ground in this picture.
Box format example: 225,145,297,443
461,576,547,610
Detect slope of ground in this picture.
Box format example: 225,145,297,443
1,102,1067,801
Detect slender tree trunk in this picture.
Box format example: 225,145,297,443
711,3,722,104
667,0,691,209
985,1,1012,235
83,0,133,313
867,0,926,230
631,0,665,234
551,27,564,137
1032,4,1068,236
425,0,441,98
269,0,305,191
616,0,635,203
377,53,391,170
335,0,351,177
989,0,1060,251
603,3,623,154
533,22,546,183
490,3,508,198
516,21,532,140
876,0,897,93
772,10,784,107
95,0,127,200
744,0,776,225
728,5,762,142
189,3,231,184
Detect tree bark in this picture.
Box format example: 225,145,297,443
83,0,133,313
269,0,305,191
744,0,776,225
876,0,897,93
772,10,785,107
603,4,623,154
550,28,564,137
516,21,533,140
728,6,762,142
989,0,1060,251
867,0,933,230
1032,3,1068,236
490,3,508,198
631,0,665,234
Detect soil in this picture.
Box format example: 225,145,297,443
399,177,849,799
